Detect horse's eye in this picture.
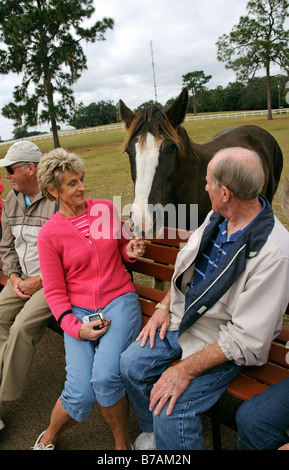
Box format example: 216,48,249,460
165,143,177,153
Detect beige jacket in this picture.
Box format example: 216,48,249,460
169,212,289,367
0,190,59,277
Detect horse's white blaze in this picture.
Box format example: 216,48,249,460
131,132,160,233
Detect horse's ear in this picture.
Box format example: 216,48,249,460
166,88,188,128
119,100,136,129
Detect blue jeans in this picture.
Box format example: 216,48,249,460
120,331,242,450
61,292,141,422
236,377,289,450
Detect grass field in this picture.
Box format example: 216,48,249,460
0,112,288,229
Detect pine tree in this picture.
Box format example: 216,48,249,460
216,0,289,120
0,0,114,146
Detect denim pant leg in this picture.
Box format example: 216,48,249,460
61,327,96,422
61,293,142,421
236,376,289,450
92,292,142,407
153,361,243,450
120,330,182,432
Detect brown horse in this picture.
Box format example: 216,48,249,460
119,88,283,237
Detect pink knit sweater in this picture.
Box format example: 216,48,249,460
37,199,135,339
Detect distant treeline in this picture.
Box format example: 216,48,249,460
12,74,288,138
188,74,288,114
69,75,288,129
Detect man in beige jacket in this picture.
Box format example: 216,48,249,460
0,141,59,431
121,147,289,450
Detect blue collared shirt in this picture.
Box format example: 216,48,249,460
24,194,32,208
191,198,265,287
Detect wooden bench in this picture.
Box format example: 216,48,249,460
48,220,289,449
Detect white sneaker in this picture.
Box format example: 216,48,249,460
134,432,156,450
0,417,4,431
33,430,55,450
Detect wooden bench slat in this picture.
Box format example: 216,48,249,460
132,259,174,281
268,342,289,367
242,362,289,386
138,298,155,316
142,243,179,265
133,282,164,302
227,374,269,400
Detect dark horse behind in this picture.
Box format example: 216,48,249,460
119,88,283,237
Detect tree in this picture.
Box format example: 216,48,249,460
182,71,212,115
134,100,162,113
0,0,114,147
70,100,118,128
216,0,289,120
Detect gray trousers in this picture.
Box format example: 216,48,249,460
0,277,52,401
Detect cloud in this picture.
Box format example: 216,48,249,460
0,0,280,141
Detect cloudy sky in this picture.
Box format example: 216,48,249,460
0,0,284,141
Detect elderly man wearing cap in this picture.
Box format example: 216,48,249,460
0,141,59,431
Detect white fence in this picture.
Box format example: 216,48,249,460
185,108,289,121
0,123,125,146
0,109,288,147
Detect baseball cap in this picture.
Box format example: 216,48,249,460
0,141,42,168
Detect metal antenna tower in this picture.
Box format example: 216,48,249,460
150,40,158,102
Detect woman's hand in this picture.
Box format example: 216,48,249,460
79,319,111,340
126,238,145,259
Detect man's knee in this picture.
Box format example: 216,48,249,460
236,400,255,436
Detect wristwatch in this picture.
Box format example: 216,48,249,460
155,302,170,311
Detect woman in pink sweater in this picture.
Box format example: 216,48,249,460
33,148,145,450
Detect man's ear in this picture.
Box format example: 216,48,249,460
221,185,231,202
26,162,37,175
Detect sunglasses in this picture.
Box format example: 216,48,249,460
5,163,27,175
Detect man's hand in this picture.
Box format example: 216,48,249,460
150,362,191,416
136,307,171,348
10,273,42,299
136,288,172,348
149,342,228,416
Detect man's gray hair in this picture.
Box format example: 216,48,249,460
211,147,265,200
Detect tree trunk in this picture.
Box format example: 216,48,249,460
46,79,60,148
192,94,197,116
51,117,60,148
266,64,273,120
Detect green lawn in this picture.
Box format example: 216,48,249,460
1,112,288,229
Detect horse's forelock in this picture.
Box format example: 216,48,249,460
124,105,185,154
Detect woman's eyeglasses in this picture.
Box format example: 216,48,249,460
5,163,27,175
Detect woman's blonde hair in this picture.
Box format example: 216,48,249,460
37,148,85,201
